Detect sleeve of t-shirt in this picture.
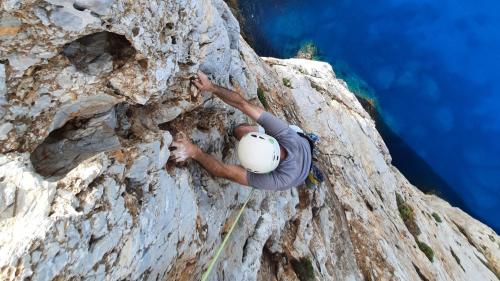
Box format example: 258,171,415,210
256,112,289,142
247,170,293,191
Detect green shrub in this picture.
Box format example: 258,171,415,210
296,41,320,60
291,257,315,281
432,212,442,223
395,193,420,236
399,203,413,222
395,193,405,205
416,240,434,262
283,78,292,88
257,87,269,110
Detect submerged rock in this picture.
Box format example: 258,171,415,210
0,1,498,281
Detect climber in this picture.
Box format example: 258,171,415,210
169,71,314,191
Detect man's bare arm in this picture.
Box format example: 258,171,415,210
171,138,249,186
192,147,249,186
210,84,264,121
192,71,264,121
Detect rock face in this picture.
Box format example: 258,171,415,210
0,1,498,281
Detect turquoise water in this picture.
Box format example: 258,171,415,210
238,0,500,232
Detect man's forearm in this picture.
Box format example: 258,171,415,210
192,147,228,178
191,148,249,186
209,84,264,121
210,84,246,109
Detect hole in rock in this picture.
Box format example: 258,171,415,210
73,2,86,11
88,235,104,251
132,27,139,36
364,198,374,212
62,31,136,75
31,108,120,180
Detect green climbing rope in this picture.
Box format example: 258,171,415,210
201,189,254,281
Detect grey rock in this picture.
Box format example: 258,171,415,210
48,5,99,32
49,8,84,31
0,1,498,281
49,94,121,132
7,54,40,73
0,122,13,140
0,14,21,40
33,6,51,26
0,64,5,102
74,0,114,15
31,110,120,178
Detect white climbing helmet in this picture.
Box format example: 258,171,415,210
237,132,281,174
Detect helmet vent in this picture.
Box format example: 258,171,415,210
258,136,264,140
251,134,257,138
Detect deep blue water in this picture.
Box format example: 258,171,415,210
237,0,500,232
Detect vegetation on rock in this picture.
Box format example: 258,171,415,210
296,41,320,60
257,87,269,110
283,77,292,88
432,212,442,223
417,240,435,262
291,257,315,281
396,193,421,236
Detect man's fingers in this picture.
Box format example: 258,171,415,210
173,155,186,163
171,152,182,161
192,80,202,89
196,70,208,82
173,138,188,144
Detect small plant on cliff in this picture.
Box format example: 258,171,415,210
396,193,421,236
283,78,292,88
432,212,442,223
416,240,434,262
291,257,315,281
257,87,270,110
296,41,320,60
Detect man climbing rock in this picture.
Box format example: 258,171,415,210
170,71,312,190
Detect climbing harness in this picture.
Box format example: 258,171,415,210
297,132,325,189
201,189,255,281
306,164,325,189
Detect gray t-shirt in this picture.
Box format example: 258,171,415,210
246,112,312,191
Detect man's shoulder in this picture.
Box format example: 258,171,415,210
279,128,309,148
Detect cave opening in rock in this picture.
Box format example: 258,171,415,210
61,31,136,75
30,108,120,180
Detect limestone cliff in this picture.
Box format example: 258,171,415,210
0,0,498,280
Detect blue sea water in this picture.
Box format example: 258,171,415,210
237,0,500,232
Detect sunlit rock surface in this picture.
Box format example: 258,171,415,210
0,0,498,280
